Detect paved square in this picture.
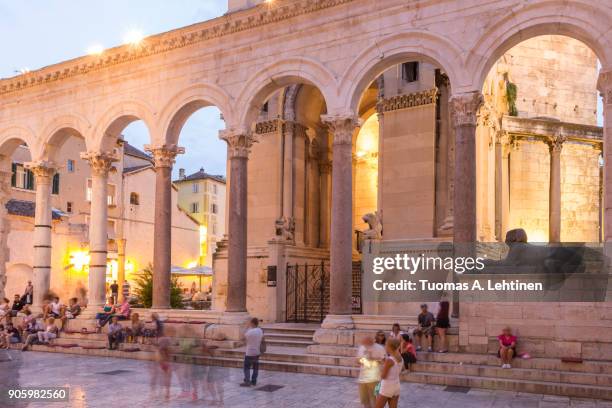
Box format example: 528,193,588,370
0,351,610,408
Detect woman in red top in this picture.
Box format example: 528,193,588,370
497,326,517,369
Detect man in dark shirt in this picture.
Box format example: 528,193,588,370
414,304,435,352
110,281,119,304
10,294,24,317
5,323,21,344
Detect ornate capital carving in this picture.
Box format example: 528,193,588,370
377,88,438,113
219,130,256,159
144,144,184,168
24,160,57,183
547,133,567,153
80,151,119,176
449,92,484,127
321,114,359,146
597,70,612,105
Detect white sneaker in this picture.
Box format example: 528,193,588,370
507,364,512,369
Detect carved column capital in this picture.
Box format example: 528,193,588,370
547,133,567,153
144,144,185,168
80,151,119,176
24,160,57,183
449,91,484,127
597,70,612,105
219,129,257,159
321,114,359,145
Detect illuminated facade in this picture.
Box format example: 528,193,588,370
175,168,227,267
3,140,200,301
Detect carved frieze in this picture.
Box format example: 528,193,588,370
377,88,438,113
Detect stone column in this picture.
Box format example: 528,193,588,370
219,130,255,313
318,159,332,248
450,92,483,244
494,132,510,241
81,152,117,308
146,144,184,309
0,167,12,300
547,134,565,243
321,114,358,327
598,70,612,300
24,161,56,309
116,238,126,300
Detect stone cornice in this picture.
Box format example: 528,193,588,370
0,0,354,96
376,88,438,113
502,116,603,145
255,119,280,134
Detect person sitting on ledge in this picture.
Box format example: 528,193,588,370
375,330,387,346
388,323,403,341
114,297,131,321
126,312,144,343
60,297,81,331
107,316,124,350
9,294,25,318
0,298,9,323
400,333,417,370
95,297,117,332
498,326,517,369
43,296,63,319
6,322,22,345
37,317,59,344
413,304,435,352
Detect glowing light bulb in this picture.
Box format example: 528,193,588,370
124,30,144,46
87,44,104,56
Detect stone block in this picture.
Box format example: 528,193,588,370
313,328,338,345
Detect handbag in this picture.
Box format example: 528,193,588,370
259,336,267,354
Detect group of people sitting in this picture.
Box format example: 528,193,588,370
94,297,164,350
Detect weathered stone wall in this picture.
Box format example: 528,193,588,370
381,104,436,239
507,140,600,242
494,35,598,126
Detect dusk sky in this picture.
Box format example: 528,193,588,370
0,0,229,177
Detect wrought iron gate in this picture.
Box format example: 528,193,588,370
285,261,362,322
286,261,329,322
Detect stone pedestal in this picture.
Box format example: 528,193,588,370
81,152,117,308
146,144,184,309
25,161,56,309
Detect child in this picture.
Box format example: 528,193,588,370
126,313,144,343
400,333,417,370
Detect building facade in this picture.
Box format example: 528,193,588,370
175,168,226,267
3,139,200,301
0,0,610,364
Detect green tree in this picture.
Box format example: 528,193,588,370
133,264,184,308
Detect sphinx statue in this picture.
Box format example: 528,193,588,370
362,211,382,240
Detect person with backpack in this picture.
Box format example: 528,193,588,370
241,317,264,387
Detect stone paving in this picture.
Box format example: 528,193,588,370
0,350,611,408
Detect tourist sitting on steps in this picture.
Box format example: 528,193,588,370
388,323,403,341
37,317,59,344
375,330,387,346
498,326,517,369
399,334,417,370
107,316,124,350
375,338,403,408
357,335,386,408
60,297,81,331
113,298,131,321
241,317,263,387
95,297,117,332
0,298,9,323
9,294,25,318
413,304,435,352
125,313,144,343
5,323,22,345
43,296,63,320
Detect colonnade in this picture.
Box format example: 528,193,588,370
17,70,612,320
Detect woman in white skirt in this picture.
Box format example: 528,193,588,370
375,338,402,408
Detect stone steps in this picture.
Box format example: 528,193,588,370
265,338,315,348
402,370,612,400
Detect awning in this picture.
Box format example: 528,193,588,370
171,265,213,276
